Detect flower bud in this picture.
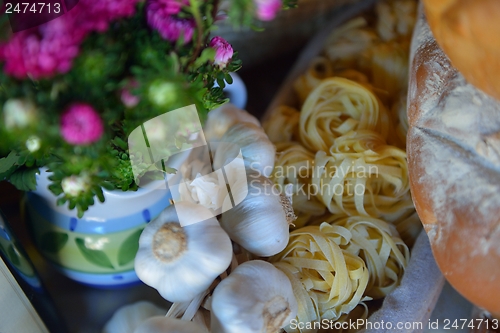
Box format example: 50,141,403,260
148,81,178,107
26,136,41,152
209,36,233,69
3,99,37,130
62,174,90,197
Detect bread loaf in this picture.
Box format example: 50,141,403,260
407,7,500,317
422,0,500,101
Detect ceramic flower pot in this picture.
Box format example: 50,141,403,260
24,168,173,288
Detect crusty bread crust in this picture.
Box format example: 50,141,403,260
423,0,500,101
408,7,500,317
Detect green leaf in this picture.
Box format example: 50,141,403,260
0,151,19,174
225,73,233,84
193,48,216,68
250,24,265,32
9,167,39,191
75,238,114,269
56,197,67,206
101,181,115,191
117,228,143,266
50,184,64,196
216,78,225,89
40,232,68,253
93,186,105,203
7,244,20,267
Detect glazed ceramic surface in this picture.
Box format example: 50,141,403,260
25,168,172,288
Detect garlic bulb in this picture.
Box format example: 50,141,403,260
203,103,260,141
134,316,208,333
102,301,166,333
219,175,295,257
213,122,276,178
211,260,298,333
135,202,233,302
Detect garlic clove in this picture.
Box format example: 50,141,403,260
203,103,261,141
219,175,294,257
213,122,276,178
211,260,298,333
133,316,208,333
102,301,167,333
135,202,233,303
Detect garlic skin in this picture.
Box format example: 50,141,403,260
134,316,208,333
204,103,260,141
211,260,298,333
213,122,276,178
134,202,233,302
219,175,294,257
102,301,166,333
179,171,227,211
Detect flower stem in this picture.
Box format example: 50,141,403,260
186,0,205,70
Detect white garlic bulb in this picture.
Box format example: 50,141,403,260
102,301,166,333
213,122,276,178
211,260,298,333
134,316,208,333
135,202,233,302
204,103,261,141
219,175,295,257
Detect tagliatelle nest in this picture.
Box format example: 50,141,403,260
270,215,410,333
316,215,410,300
312,130,413,225
271,223,371,331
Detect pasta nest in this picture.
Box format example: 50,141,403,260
271,217,409,332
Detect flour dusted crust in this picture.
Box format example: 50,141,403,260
408,6,500,316
422,0,500,101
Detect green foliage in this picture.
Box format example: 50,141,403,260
0,0,294,216
282,0,298,10
228,0,256,28
8,167,39,192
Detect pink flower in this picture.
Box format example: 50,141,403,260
209,37,233,69
61,103,104,145
78,0,140,33
0,0,140,79
121,90,140,108
146,0,194,43
146,0,187,17
254,0,282,21
121,80,140,107
0,14,82,79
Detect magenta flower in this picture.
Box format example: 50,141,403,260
146,0,187,17
61,103,104,145
0,14,82,79
209,37,233,69
146,0,194,43
0,0,140,79
78,0,140,33
254,0,282,21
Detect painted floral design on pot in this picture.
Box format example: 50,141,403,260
25,168,172,288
